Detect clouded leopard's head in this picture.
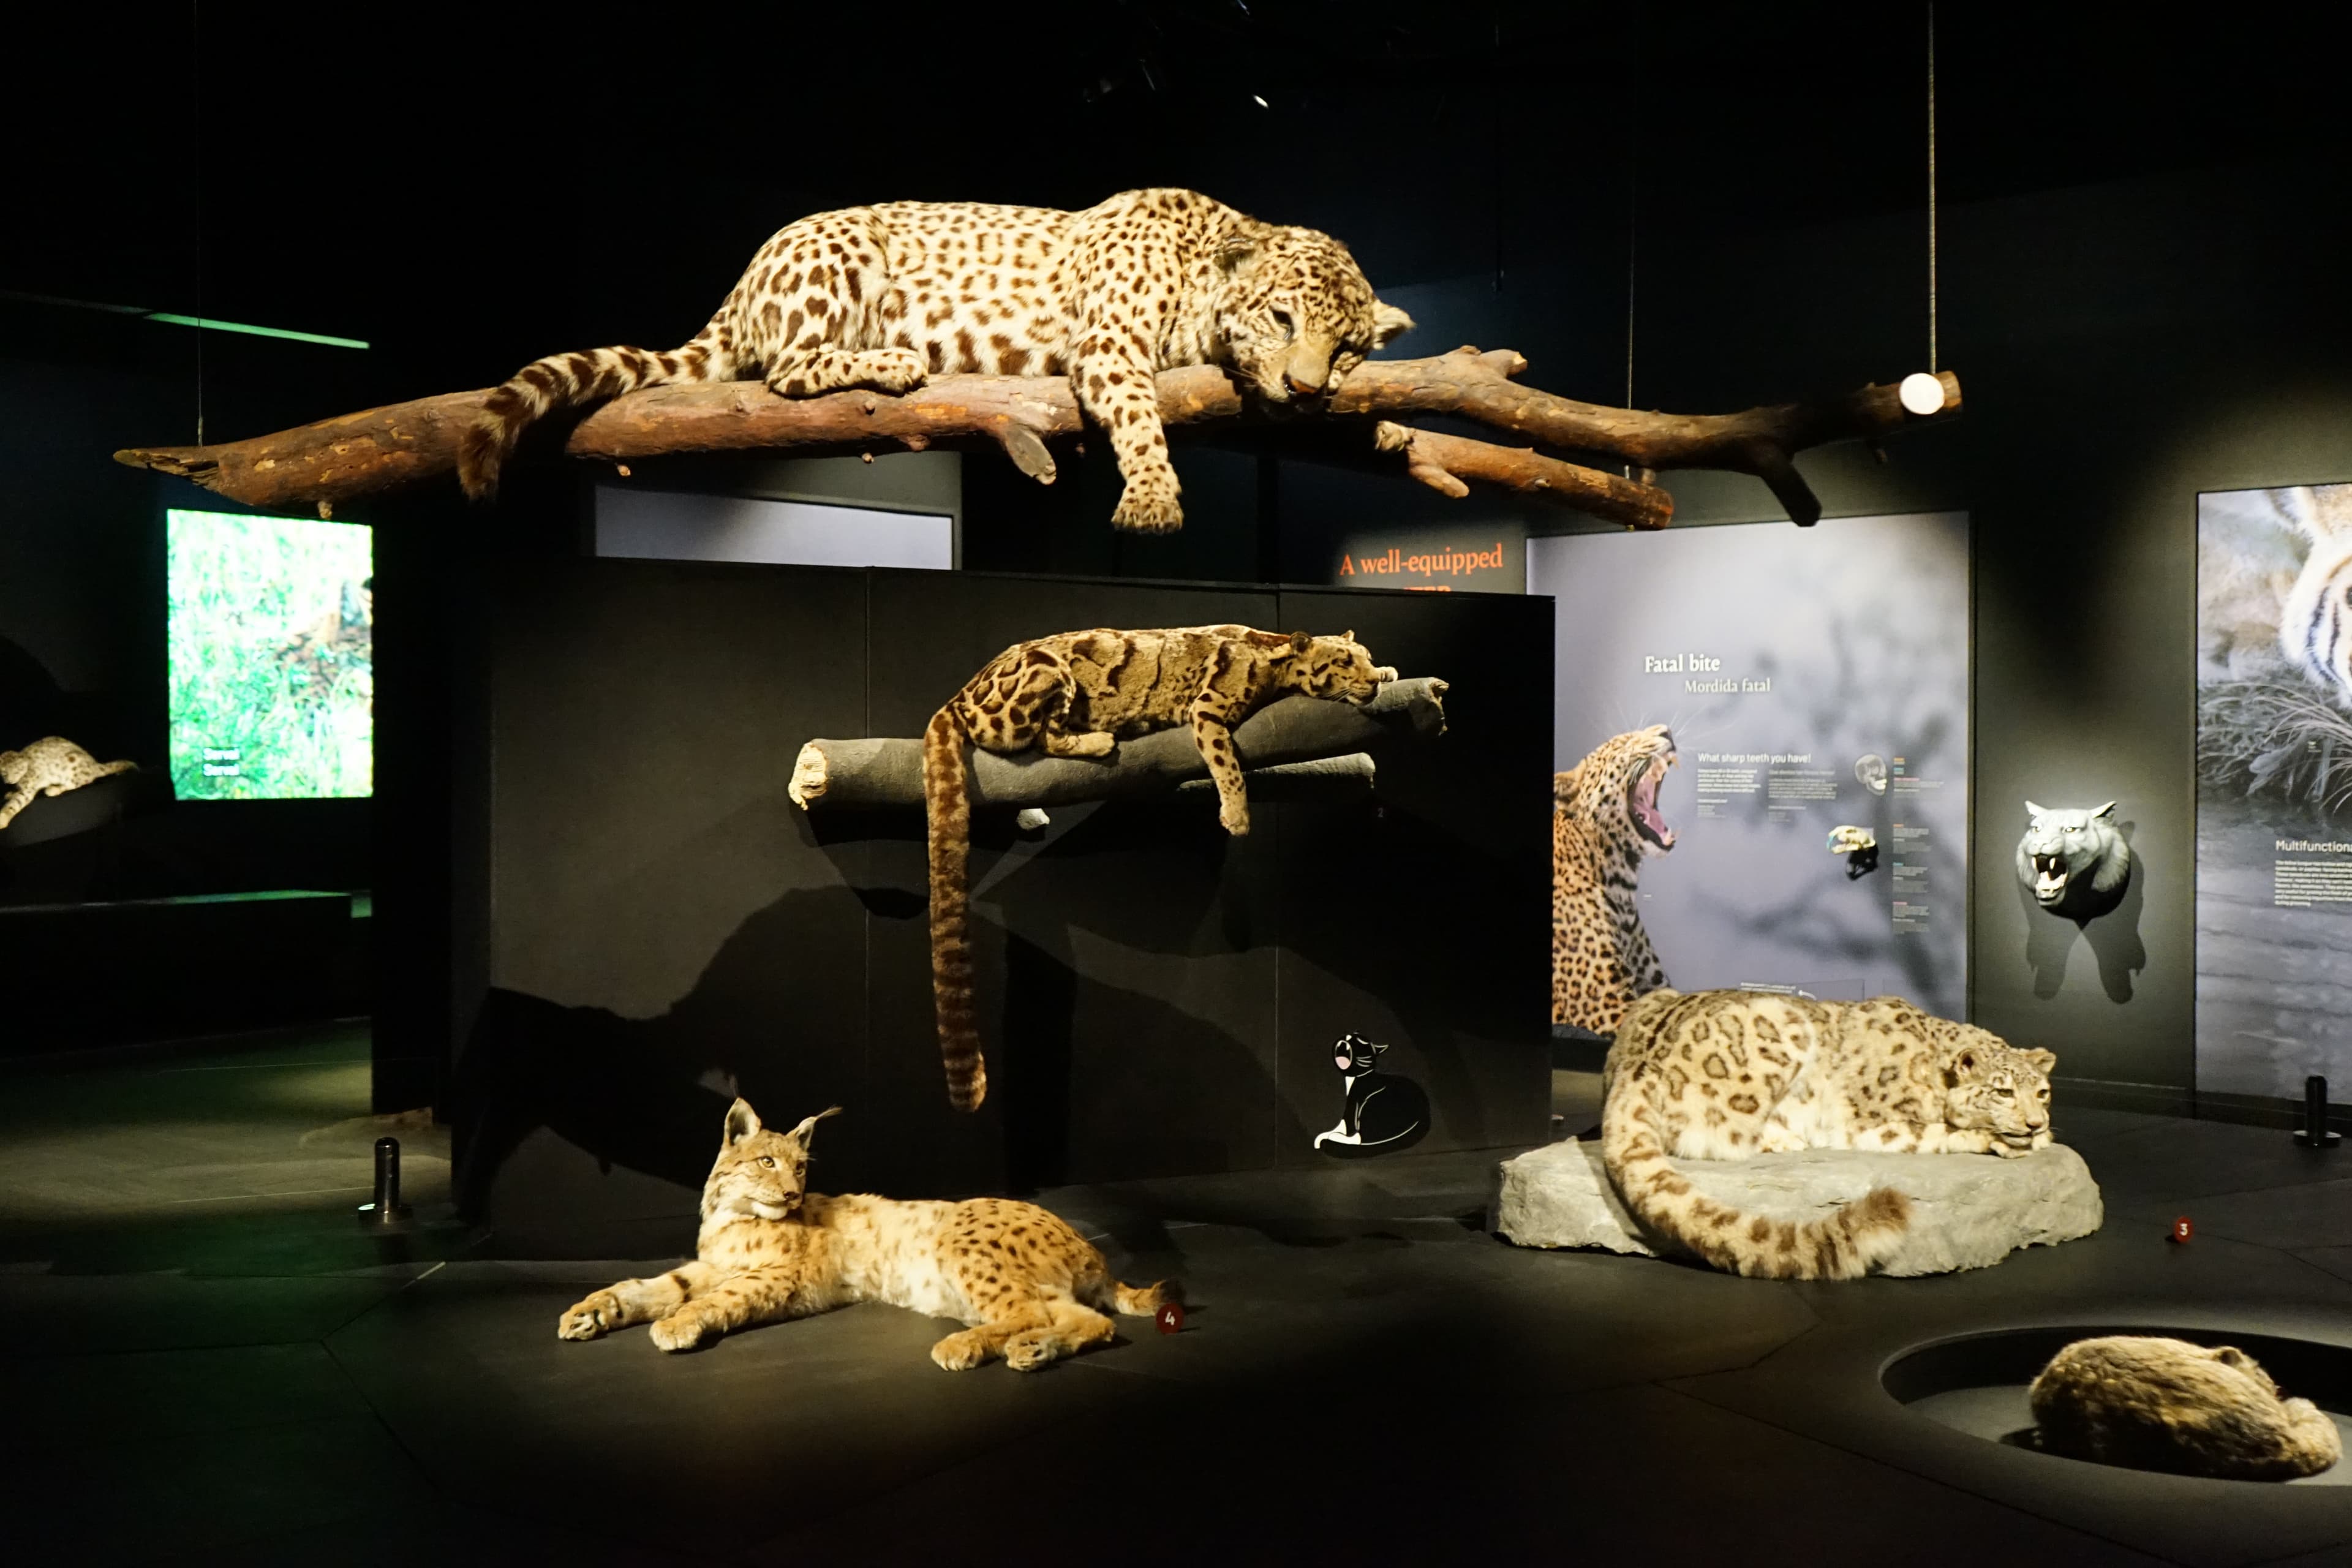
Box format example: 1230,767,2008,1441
1213,222,1414,403
1940,1029,2056,1156
1555,725,1678,859
1272,629,1395,704
700,1099,840,1224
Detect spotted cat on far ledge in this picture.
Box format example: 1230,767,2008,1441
1313,1033,1429,1156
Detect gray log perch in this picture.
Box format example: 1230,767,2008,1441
788,678,1446,813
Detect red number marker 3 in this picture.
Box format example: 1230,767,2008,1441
1155,1301,1185,1335
2170,1216,2193,1244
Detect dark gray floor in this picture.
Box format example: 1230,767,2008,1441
7,1032,2352,1565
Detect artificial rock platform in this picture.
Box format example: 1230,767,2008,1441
1491,1139,2103,1276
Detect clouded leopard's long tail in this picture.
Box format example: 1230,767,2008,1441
923,706,987,1111
456,307,737,502
1599,998,1909,1280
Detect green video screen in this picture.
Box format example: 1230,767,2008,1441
167,508,373,799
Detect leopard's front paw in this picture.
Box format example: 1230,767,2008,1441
1110,473,1184,533
866,348,929,394
649,1310,715,1353
1218,798,1251,837
557,1291,623,1341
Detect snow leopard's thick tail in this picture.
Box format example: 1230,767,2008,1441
1600,990,1910,1281
923,706,987,1111
457,307,737,502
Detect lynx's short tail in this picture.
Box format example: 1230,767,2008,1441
458,309,736,501
1112,1278,1183,1316
1600,1017,1910,1281
924,706,986,1110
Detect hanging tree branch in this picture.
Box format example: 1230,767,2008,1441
115,348,1961,529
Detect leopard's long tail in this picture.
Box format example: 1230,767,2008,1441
1600,994,1909,1281
924,706,986,1110
457,306,737,502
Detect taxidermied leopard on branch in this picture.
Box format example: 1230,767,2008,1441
458,189,1414,532
925,625,1394,1110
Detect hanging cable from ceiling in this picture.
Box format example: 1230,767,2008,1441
1899,0,1947,417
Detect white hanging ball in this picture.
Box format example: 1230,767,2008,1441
1899,372,1947,415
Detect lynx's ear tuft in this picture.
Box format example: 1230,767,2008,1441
788,1106,843,1145
723,1098,762,1145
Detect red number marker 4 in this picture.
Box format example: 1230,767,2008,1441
1155,1301,1185,1335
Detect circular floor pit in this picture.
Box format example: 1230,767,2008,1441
1884,1325,2352,1485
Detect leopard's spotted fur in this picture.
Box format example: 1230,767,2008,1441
459,189,1413,532
0,737,136,832
557,1100,1177,1371
1552,726,1676,1033
925,625,1393,1109
1602,989,2058,1280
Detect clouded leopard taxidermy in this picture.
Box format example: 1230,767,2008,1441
456,189,1413,533
924,625,1393,1109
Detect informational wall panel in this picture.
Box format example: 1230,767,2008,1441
1530,513,1970,1019
2195,482,2352,1101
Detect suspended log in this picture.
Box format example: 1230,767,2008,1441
788,678,1446,814
115,350,1961,530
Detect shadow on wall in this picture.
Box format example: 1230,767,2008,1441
2017,830,2149,1003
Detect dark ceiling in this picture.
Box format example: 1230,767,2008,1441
7,1,2343,386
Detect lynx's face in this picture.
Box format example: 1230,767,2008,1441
1943,1033,2056,1154
701,1100,840,1222
1279,630,1394,704
1216,226,1413,402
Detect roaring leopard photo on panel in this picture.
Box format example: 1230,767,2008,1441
459,189,1413,532
557,1100,1179,1371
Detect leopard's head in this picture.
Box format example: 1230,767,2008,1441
699,1099,839,1223
1213,224,1413,403
1272,629,1395,704
1555,725,1677,858
1940,1030,2056,1155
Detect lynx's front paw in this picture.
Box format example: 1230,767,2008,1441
930,1329,990,1371
1002,1329,1069,1373
649,1310,716,1353
1110,472,1184,533
557,1291,623,1341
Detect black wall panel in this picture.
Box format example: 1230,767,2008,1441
451,562,1550,1250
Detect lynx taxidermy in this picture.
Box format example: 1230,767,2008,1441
1601,989,2056,1280
559,1101,1178,1371
458,189,1413,533
923,625,1392,1110
2030,1336,2342,1480
0,737,136,832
